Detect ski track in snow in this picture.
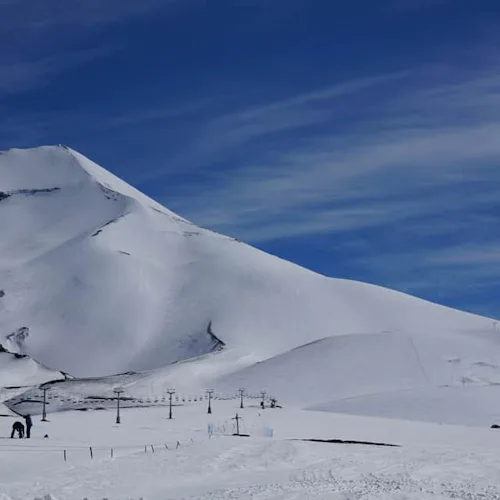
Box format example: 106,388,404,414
176,445,500,500
4,442,500,500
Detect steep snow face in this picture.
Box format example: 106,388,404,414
0,146,494,386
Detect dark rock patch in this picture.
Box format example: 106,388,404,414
207,321,225,350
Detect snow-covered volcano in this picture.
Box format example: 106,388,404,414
0,146,498,417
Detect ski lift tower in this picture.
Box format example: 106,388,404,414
232,413,242,435
40,385,49,422
113,387,124,424
260,390,267,409
206,389,214,414
167,389,176,419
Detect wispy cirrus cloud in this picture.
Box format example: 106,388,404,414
383,0,449,13
0,0,171,33
348,239,500,317
0,46,115,95
428,245,500,266
159,68,500,243
0,0,174,98
140,65,499,315
133,71,412,180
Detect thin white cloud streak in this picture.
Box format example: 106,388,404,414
100,72,409,138
193,186,499,242
345,243,500,315
164,70,500,242
144,71,413,180
383,0,449,13
226,71,410,121
172,122,500,238
0,0,171,31
0,0,175,96
428,247,500,265
0,46,114,95
364,243,500,273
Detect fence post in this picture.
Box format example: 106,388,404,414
144,445,147,453
90,447,93,459
151,445,155,453
64,450,67,461
111,448,114,458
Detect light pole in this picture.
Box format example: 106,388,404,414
206,389,214,414
260,390,267,409
41,386,49,422
113,387,124,424
232,413,241,435
238,388,245,409
167,390,175,419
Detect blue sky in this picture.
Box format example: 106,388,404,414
1,0,499,319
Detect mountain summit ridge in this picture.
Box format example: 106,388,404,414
1,145,184,220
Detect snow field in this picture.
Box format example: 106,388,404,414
2,400,500,499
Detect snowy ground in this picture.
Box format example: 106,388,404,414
2,400,500,499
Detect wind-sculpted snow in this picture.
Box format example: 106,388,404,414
0,145,498,423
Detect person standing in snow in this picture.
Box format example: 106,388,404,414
24,414,32,439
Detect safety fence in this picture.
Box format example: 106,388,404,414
0,436,201,462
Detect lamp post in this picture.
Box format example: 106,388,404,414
206,389,214,414
232,413,241,435
167,390,175,419
260,390,267,409
41,386,49,422
113,387,124,424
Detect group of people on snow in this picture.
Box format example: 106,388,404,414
260,398,280,409
10,414,33,438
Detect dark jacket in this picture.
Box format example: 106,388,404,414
24,415,32,428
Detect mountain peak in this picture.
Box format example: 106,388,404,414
0,145,89,192
0,146,181,219
0,147,495,418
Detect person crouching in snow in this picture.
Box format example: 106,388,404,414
11,421,24,438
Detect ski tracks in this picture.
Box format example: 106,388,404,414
179,443,500,500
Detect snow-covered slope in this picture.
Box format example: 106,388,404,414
0,343,65,388
0,145,497,419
